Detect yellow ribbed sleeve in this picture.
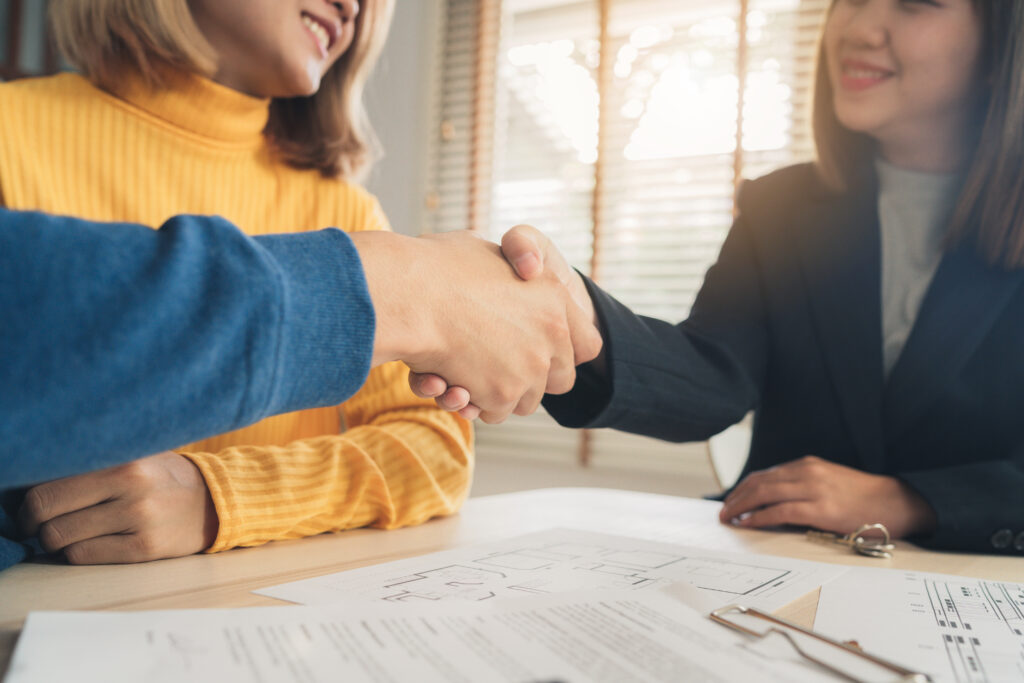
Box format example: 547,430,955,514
0,72,474,552
183,363,473,551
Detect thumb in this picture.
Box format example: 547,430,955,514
501,224,545,280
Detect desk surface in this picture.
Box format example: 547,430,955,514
1,487,1021,677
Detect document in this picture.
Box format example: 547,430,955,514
256,528,848,613
814,567,1024,683
5,589,843,683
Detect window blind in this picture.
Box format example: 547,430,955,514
0,0,57,81
428,0,829,473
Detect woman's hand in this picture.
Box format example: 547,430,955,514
18,451,219,564
718,455,937,539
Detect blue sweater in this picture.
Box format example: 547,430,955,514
0,209,376,569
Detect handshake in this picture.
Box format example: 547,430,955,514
351,225,603,423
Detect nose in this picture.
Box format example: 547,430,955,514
840,0,889,49
331,0,360,23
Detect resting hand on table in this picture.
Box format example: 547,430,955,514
18,451,218,564
408,225,601,419
718,455,936,539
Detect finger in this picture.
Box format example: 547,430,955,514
513,383,545,417
409,372,448,399
721,463,801,508
565,298,603,366
36,502,131,553
733,501,819,530
719,481,811,523
63,533,162,565
457,404,481,420
478,402,515,424
544,348,577,395
436,386,471,411
19,469,124,535
500,225,544,280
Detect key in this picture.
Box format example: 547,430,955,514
807,523,895,559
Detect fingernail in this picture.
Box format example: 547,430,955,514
513,253,540,277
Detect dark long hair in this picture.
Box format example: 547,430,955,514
812,0,1024,269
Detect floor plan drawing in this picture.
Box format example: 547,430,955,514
256,528,848,613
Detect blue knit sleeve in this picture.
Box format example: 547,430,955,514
0,209,374,488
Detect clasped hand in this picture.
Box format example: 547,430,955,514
406,225,599,421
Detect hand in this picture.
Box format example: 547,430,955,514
18,451,219,564
718,455,937,539
408,225,604,419
352,229,602,423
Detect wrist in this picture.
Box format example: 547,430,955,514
349,231,438,367
886,477,937,538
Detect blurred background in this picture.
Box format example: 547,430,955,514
2,0,830,499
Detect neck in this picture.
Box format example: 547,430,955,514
879,136,971,173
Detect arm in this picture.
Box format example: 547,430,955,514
2,212,600,489
19,364,472,562
899,452,1024,553
475,227,942,544
537,214,769,441
0,210,374,488
183,362,472,553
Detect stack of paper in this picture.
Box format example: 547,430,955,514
815,567,1024,683
4,528,875,683
7,588,848,682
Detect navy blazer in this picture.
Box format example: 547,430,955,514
545,163,1024,555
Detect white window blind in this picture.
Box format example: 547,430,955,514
426,0,829,472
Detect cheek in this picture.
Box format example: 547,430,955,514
908,46,981,109
898,18,984,104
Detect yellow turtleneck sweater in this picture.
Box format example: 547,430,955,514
0,72,473,552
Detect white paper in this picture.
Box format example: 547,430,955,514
255,528,848,613
814,567,1024,683
5,589,843,683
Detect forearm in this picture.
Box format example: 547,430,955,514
544,212,768,439
0,210,373,487
898,453,1024,554
543,277,762,441
183,412,472,552
348,230,439,368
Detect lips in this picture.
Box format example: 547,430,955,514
838,58,895,92
301,11,341,57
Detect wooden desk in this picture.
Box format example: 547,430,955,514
1,487,1020,677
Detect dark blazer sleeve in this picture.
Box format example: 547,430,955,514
0,209,374,488
544,208,768,442
900,450,1024,553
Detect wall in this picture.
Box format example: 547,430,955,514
363,0,443,236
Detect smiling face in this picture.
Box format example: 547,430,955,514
187,0,360,97
823,0,985,169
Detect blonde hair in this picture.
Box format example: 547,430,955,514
811,0,1024,269
49,0,394,179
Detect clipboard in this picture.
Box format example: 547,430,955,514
709,604,931,682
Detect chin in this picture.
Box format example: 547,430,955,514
263,63,325,99
833,104,885,137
